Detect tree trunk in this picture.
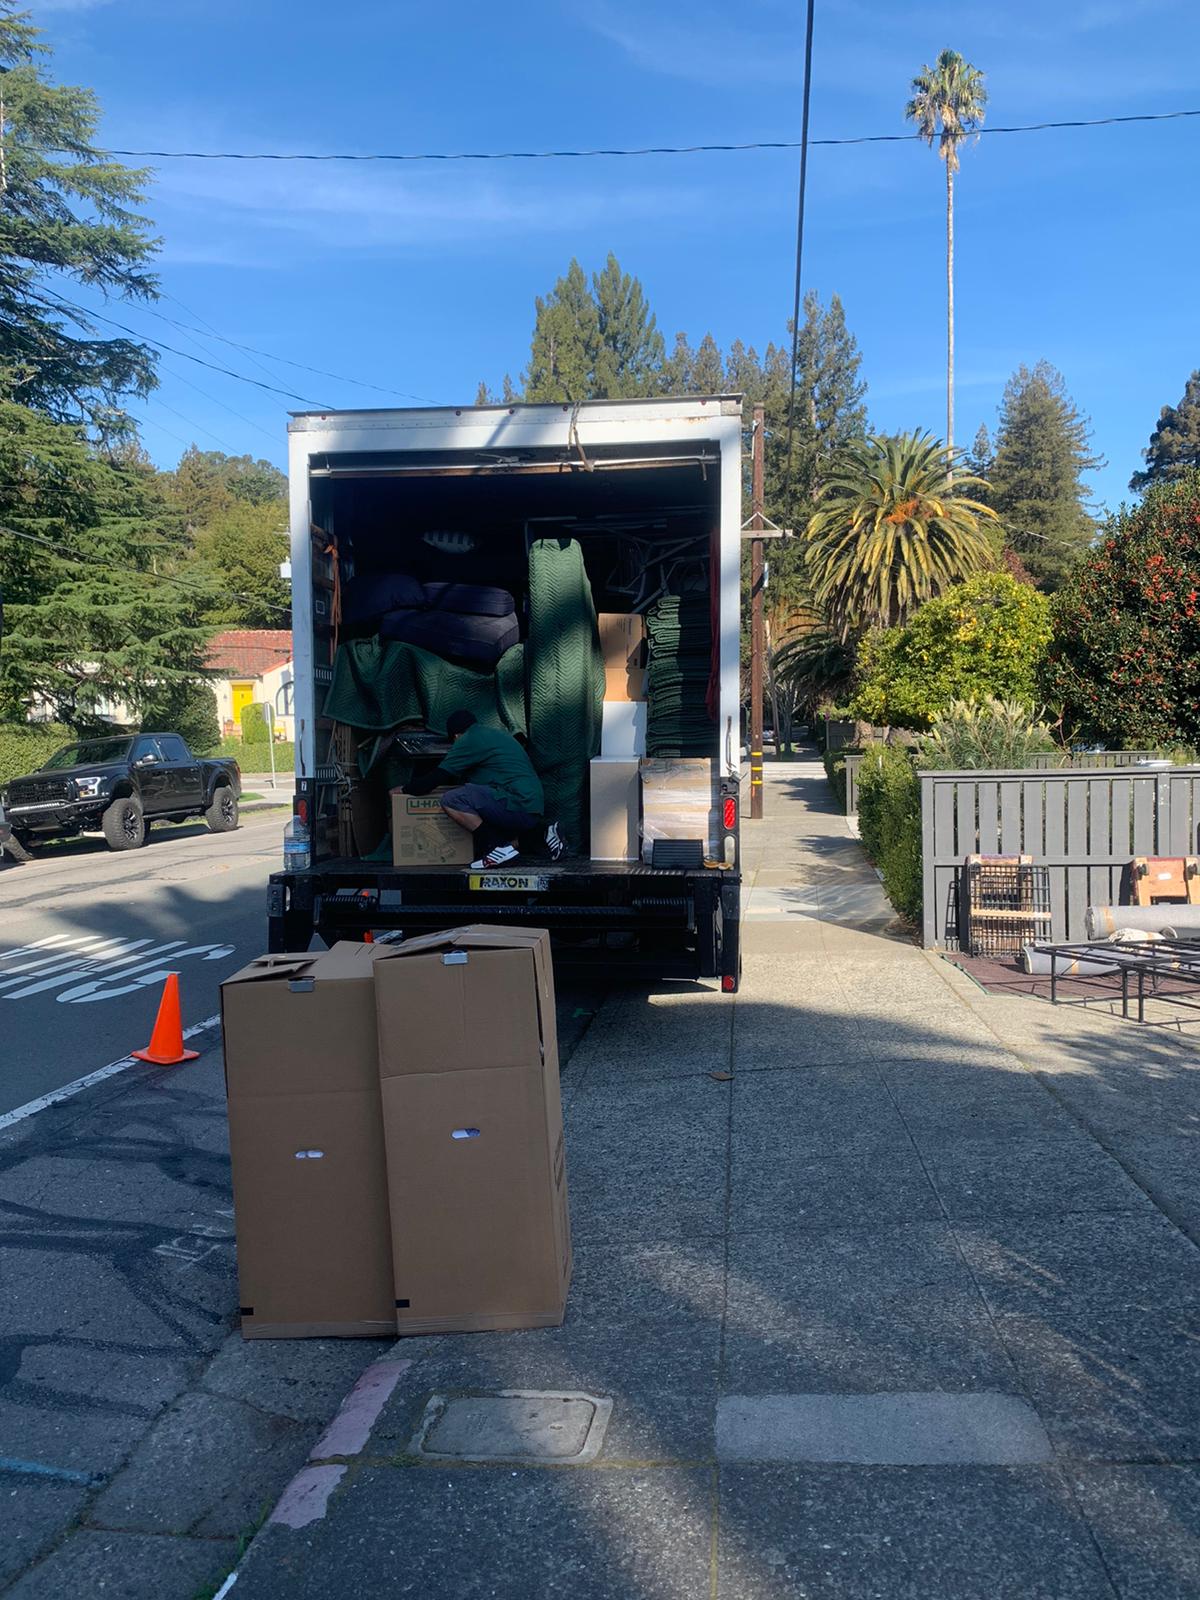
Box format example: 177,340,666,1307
946,160,955,457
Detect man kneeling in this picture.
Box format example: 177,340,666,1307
402,709,566,869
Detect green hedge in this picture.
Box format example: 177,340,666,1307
856,743,922,924
822,748,848,809
0,722,72,787
239,702,269,745
209,736,294,771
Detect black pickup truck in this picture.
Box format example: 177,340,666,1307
2,733,241,852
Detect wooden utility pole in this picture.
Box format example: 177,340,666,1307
750,403,765,819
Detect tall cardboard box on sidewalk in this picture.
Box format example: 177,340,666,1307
373,926,571,1335
220,944,395,1339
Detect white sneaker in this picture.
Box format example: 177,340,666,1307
545,821,567,861
471,843,520,870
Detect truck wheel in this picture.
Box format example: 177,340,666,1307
206,785,239,833
102,796,146,851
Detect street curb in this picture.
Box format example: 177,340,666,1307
211,1356,413,1597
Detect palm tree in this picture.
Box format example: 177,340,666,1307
772,627,856,716
805,431,997,638
906,50,988,454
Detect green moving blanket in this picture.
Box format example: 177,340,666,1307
646,594,716,757
323,636,527,736
527,537,604,848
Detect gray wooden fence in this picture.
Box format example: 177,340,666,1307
920,765,1200,947
845,749,1163,818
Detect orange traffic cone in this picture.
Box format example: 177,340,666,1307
132,973,199,1065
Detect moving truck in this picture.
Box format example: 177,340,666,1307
267,396,743,990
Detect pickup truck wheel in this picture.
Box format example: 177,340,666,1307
206,785,239,833
102,796,146,851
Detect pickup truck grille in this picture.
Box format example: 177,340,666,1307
8,777,73,806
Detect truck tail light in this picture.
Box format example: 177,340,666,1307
295,796,308,825
723,796,737,831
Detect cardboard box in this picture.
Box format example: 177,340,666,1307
373,926,571,1335
640,757,717,863
220,944,395,1339
590,757,640,861
598,612,647,701
390,789,474,867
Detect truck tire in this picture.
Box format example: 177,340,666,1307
206,785,239,833
102,796,146,851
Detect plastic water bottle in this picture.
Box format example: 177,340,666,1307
283,816,310,872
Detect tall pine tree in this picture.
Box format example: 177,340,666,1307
522,260,599,402
987,361,1100,590
0,401,214,730
1131,370,1200,491
0,6,158,432
591,254,665,398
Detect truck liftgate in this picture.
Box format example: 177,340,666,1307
267,860,742,991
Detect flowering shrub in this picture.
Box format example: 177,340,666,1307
852,572,1052,729
1044,472,1200,745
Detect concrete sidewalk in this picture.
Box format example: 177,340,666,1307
0,975,606,1597
219,757,1200,1600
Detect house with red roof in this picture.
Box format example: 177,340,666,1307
204,630,294,741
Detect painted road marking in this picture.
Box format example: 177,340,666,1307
0,937,236,1003
0,1013,221,1133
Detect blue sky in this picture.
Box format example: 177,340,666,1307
42,0,1200,512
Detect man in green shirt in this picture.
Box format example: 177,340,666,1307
402,709,566,868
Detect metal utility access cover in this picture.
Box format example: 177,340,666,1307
411,1391,612,1463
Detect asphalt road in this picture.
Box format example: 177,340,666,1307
0,811,291,1116
0,810,612,1119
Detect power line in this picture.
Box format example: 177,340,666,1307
156,359,282,447
0,523,292,620
34,288,335,408
89,107,1200,164
146,298,445,405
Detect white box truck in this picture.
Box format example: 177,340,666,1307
267,395,743,989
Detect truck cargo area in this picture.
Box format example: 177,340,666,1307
272,398,743,988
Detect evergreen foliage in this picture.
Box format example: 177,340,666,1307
0,399,214,730
987,361,1101,590
0,5,158,432
1131,370,1200,492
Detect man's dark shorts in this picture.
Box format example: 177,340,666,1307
441,783,540,833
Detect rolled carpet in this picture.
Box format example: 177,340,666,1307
1085,905,1200,938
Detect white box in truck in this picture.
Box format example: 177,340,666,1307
269,396,744,989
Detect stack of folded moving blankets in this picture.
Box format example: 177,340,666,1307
645,593,716,757
342,573,519,668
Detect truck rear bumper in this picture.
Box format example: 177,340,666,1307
267,860,742,988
